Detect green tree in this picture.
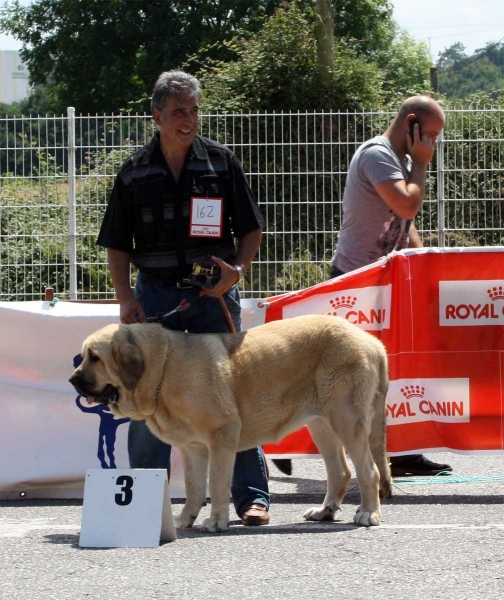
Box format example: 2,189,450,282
481,41,504,68
376,28,431,102
1,0,415,115
437,43,504,99
0,0,280,114
18,84,60,115
198,4,384,112
436,42,468,71
0,100,23,117
441,57,504,99
433,91,504,247
334,0,393,55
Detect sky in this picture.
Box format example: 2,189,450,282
1,0,504,61
391,0,504,60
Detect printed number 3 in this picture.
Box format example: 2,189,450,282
115,475,134,506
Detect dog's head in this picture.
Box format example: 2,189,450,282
69,324,146,417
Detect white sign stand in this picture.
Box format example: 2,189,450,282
79,469,177,548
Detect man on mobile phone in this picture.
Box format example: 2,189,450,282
330,95,451,477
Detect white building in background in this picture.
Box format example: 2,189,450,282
0,50,30,104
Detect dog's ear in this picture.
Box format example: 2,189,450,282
112,327,145,390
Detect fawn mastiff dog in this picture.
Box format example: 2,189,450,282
69,314,392,532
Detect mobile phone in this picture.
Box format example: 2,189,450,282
409,117,421,139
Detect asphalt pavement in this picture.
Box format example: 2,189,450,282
1,452,503,600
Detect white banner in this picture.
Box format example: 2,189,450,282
0,299,266,499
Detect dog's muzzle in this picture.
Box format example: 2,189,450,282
69,375,119,405
93,384,119,405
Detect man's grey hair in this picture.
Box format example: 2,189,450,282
151,71,202,113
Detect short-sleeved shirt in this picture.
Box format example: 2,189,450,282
97,133,264,279
332,136,412,273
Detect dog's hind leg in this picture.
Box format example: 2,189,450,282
336,416,382,527
369,358,392,500
303,417,351,522
176,444,209,529
369,398,392,501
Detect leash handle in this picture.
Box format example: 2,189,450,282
178,298,192,312
146,294,235,333
146,297,195,324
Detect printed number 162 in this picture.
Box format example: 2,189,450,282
197,205,214,219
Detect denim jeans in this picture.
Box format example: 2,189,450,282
128,271,270,517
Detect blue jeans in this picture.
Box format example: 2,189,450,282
128,272,270,517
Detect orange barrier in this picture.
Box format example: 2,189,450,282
263,248,504,456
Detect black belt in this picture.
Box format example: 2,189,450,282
139,271,193,288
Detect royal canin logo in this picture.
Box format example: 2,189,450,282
401,385,425,399
327,294,386,328
328,296,357,310
282,285,392,331
387,378,470,424
488,286,504,301
439,280,504,326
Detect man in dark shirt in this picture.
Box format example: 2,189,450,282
97,70,270,526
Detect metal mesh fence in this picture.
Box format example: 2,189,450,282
1,107,503,300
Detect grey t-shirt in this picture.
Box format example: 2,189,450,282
332,136,412,273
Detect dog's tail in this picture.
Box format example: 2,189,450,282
369,349,392,499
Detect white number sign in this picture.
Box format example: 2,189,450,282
79,469,177,548
190,197,223,238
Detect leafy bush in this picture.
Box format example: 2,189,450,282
2,99,504,299
198,4,384,113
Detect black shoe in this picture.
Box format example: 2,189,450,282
272,458,293,476
390,454,452,477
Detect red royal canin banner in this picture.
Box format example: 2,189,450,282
262,247,504,457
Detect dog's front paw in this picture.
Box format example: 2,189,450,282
201,516,229,533
303,502,339,522
353,508,382,526
175,512,198,529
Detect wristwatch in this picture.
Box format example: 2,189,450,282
234,265,244,282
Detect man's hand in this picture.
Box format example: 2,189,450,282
119,296,146,324
406,122,436,166
199,256,240,298
107,248,145,323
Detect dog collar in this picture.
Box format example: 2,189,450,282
154,350,169,409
